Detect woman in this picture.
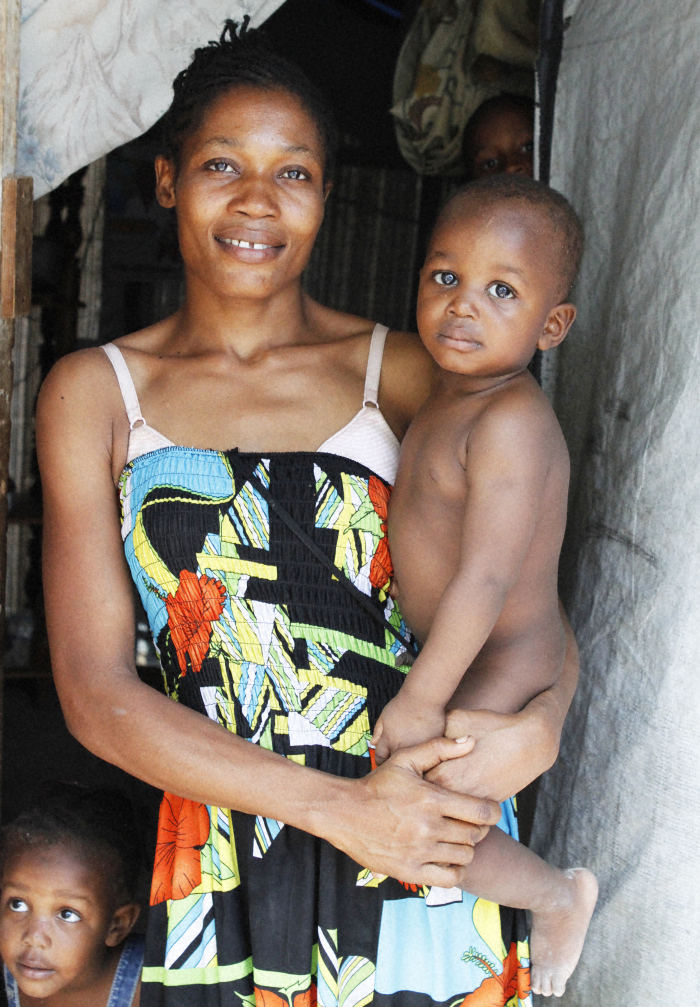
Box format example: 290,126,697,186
37,23,578,1007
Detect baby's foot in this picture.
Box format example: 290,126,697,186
530,867,598,997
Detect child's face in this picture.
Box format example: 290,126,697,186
0,844,134,1000
468,106,534,179
417,200,574,378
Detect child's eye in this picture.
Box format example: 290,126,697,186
434,271,458,286
207,161,235,173
487,282,515,299
58,909,82,923
280,169,308,180
522,141,534,154
8,898,28,913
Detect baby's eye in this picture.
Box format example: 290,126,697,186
9,898,27,913
487,282,515,299
280,169,308,180
434,271,458,286
58,908,82,923
478,158,501,173
207,161,234,173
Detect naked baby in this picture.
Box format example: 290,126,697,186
373,175,598,998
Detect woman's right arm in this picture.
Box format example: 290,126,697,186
37,351,501,886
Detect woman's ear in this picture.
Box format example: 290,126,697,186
324,180,333,202
155,155,177,209
105,902,141,947
538,302,577,351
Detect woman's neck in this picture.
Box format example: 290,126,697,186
172,273,321,360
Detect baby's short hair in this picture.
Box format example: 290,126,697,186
0,783,143,905
438,175,584,300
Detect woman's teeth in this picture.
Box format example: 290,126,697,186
219,238,273,249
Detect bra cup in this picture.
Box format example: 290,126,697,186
126,423,174,464
318,406,400,485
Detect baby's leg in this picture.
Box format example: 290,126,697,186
459,826,597,998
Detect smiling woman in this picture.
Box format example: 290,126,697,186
35,20,579,1007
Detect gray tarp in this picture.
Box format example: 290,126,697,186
532,1,700,1002
18,0,286,198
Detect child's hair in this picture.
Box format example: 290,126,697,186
161,18,338,181
462,93,535,171
0,783,142,906
438,175,584,299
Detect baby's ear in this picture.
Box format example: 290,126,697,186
538,302,576,351
105,902,141,947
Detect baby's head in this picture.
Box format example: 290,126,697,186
0,785,142,1001
417,175,583,379
463,94,534,180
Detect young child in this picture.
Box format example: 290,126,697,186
0,785,144,1007
462,94,534,179
373,174,598,998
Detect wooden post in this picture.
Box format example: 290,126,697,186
0,0,23,791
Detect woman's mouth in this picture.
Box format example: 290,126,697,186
214,235,284,262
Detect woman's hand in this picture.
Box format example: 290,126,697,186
424,708,554,803
324,736,502,887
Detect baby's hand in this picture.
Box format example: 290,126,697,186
371,691,446,764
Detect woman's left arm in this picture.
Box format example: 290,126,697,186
424,604,579,802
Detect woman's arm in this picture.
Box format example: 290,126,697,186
424,606,578,803
37,351,501,886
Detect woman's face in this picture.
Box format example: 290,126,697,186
156,85,329,302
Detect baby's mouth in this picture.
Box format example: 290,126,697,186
17,956,56,979
437,328,482,350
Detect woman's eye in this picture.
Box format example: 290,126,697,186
434,271,458,286
58,909,81,923
208,161,234,173
9,898,27,913
487,282,515,299
281,169,308,180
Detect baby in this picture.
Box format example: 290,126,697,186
373,175,597,998
0,784,144,1007
463,93,534,179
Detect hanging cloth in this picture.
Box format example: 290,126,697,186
391,0,539,176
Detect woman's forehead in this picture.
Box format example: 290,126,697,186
187,85,325,161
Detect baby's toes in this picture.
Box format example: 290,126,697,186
551,971,567,997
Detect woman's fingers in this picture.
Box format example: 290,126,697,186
391,734,476,776
419,862,470,889
433,816,491,848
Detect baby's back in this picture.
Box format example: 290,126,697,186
389,371,569,715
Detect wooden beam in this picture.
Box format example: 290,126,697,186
0,0,22,790
1,175,33,318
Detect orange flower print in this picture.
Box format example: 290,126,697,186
254,984,317,1007
166,569,226,675
460,943,531,1006
368,476,393,590
150,793,210,905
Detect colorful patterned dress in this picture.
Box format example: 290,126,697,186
119,444,532,1007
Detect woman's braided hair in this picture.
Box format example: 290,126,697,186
1,783,143,906
162,18,338,180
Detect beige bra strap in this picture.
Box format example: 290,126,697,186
102,343,146,431
363,324,389,407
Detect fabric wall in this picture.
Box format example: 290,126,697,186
531,2,700,1002
18,0,286,198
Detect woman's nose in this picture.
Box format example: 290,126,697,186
227,176,277,219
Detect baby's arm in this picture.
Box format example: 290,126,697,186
374,398,558,761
